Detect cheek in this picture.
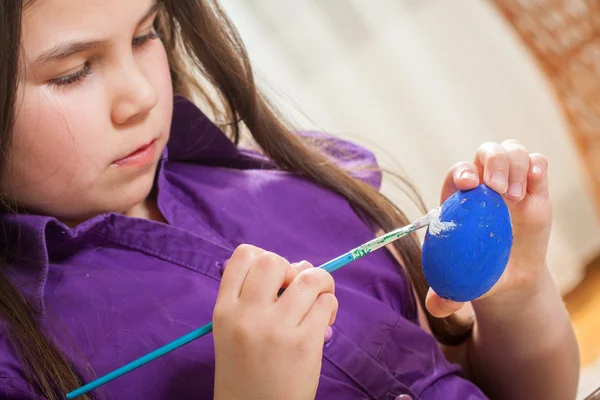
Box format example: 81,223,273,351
4,85,110,200
149,42,174,125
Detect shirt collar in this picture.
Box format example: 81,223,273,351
166,95,239,162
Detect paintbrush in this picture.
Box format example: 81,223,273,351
66,208,439,399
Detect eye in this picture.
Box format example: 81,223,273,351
132,29,159,48
47,62,92,88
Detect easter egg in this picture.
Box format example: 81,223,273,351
421,184,513,302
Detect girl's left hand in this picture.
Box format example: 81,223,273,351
426,139,552,318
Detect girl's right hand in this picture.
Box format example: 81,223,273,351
212,244,338,400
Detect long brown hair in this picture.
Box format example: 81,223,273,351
0,1,472,398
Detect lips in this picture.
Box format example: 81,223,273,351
113,139,158,167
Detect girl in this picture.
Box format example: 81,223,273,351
0,0,579,399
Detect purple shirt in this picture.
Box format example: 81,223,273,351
0,97,487,399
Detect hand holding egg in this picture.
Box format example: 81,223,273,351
423,140,552,318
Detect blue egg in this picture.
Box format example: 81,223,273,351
421,184,513,302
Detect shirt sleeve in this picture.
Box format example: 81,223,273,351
297,131,383,190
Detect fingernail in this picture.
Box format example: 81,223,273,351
490,171,506,188
460,170,478,181
508,183,522,197
532,165,543,175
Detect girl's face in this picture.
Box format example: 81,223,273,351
3,0,173,222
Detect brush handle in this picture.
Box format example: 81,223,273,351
66,217,427,399
66,323,213,399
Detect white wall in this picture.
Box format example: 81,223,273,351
220,0,600,294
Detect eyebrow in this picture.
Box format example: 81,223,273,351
32,2,159,65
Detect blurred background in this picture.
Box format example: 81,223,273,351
218,1,600,398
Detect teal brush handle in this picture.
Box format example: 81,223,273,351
66,324,214,399
66,210,435,399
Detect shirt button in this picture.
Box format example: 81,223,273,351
324,326,333,343
216,261,224,276
395,395,412,400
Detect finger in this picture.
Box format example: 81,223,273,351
291,260,314,275
275,260,315,297
527,153,549,199
440,162,480,204
277,267,335,326
502,140,530,201
240,251,296,306
217,244,264,303
425,288,465,318
300,292,339,341
474,142,509,195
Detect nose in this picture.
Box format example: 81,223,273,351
110,61,158,126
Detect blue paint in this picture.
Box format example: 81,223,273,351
421,184,513,302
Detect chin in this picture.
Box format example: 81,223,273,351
119,169,158,213
94,161,160,217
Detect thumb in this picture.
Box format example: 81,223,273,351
425,288,465,318
440,162,480,204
